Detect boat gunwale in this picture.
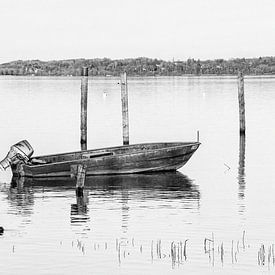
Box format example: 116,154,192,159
25,141,201,168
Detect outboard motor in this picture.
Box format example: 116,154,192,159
0,140,34,171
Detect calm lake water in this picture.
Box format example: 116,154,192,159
0,75,275,274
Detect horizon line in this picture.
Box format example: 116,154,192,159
1,55,274,65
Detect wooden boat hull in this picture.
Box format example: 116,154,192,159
12,142,200,178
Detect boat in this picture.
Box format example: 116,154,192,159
1,140,200,178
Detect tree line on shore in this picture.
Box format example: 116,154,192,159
0,56,274,76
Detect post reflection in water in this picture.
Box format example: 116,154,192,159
121,185,129,235
70,191,90,225
238,134,246,214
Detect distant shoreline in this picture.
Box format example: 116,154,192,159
0,57,274,76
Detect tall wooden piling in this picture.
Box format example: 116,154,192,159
81,67,88,150
238,72,246,135
121,72,129,145
76,164,86,197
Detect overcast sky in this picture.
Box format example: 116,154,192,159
0,0,274,63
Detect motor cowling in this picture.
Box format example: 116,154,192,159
0,140,34,171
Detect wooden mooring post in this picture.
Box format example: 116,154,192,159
238,72,246,135
75,164,87,197
80,67,88,150
121,72,129,145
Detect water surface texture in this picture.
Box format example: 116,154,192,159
0,76,275,274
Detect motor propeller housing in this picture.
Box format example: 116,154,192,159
0,140,34,170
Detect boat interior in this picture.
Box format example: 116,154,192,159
28,142,197,165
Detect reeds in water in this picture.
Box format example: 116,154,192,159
258,244,265,266
170,240,188,268
204,230,248,266
66,232,275,270
258,244,275,267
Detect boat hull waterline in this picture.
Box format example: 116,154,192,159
12,142,200,178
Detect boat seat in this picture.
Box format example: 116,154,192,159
82,151,113,159
30,158,48,165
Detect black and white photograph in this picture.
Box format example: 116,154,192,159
0,0,274,274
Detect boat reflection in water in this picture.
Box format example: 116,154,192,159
10,171,200,232
7,178,34,218
12,171,200,203
10,176,91,229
